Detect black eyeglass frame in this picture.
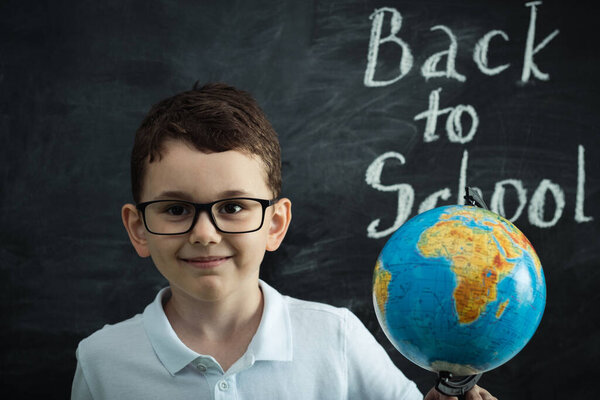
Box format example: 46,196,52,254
136,197,278,235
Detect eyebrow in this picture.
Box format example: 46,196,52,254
153,189,253,201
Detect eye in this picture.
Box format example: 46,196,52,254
219,202,244,214
159,202,193,216
167,205,188,216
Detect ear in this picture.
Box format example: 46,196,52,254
266,198,292,252
121,203,151,258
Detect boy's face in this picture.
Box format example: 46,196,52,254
122,140,291,303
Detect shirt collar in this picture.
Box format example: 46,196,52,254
143,280,293,376
143,287,199,375
249,279,293,362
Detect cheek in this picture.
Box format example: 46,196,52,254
231,234,268,263
146,236,182,265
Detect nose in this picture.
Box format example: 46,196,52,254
188,211,221,246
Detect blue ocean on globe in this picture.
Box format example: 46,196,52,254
372,205,546,375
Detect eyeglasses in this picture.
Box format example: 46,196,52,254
136,198,278,235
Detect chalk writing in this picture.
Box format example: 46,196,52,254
414,88,480,144
365,151,414,239
365,146,592,238
421,25,466,82
363,1,589,238
473,30,511,76
364,7,413,87
575,145,594,223
364,2,558,84
490,180,528,222
528,179,565,228
522,1,560,83
418,188,452,215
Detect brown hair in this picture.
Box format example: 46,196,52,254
130,82,281,203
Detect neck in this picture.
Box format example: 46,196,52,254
164,281,263,345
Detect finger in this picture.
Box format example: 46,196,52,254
466,390,483,400
480,390,498,400
424,387,459,400
477,386,498,400
466,385,497,400
479,392,498,400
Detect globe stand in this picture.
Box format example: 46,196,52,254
464,186,489,210
435,371,482,399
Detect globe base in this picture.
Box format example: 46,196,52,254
435,371,482,399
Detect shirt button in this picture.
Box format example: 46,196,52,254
218,380,229,391
196,363,207,372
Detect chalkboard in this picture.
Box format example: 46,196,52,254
1,0,598,398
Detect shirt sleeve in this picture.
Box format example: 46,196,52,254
71,348,94,400
343,309,423,400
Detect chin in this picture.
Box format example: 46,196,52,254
186,276,233,302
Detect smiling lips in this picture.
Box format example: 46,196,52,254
181,256,231,269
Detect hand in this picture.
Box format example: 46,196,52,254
423,384,497,400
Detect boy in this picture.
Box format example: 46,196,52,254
71,83,496,400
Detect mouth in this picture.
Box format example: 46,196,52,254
180,256,232,269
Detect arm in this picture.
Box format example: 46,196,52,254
343,309,423,400
343,309,498,400
71,349,94,400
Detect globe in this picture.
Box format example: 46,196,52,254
372,205,546,376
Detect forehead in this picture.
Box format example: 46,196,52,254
141,140,271,202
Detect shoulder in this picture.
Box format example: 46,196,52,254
284,295,369,328
260,279,358,339
279,294,422,399
285,295,349,317
281,294,373,348
76,313,146,362
283,295,354,328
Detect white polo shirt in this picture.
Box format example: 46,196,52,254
72,280,422,399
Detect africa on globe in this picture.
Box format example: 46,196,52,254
372,205,546,376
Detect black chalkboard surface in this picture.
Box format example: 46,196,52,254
1,1,598,398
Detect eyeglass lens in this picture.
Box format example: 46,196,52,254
143,199,265,234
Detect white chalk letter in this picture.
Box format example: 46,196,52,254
528,179,565,228
575,144,593,223
414,88,453,142
521,1,560,83
418,188,452,214
365,152,415,238
490,179,528,222
446,104,479,144
457,149,469,205
473,30,511,76
421,25,466,82
364,8,414,87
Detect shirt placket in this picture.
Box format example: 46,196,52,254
214,374,237,400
